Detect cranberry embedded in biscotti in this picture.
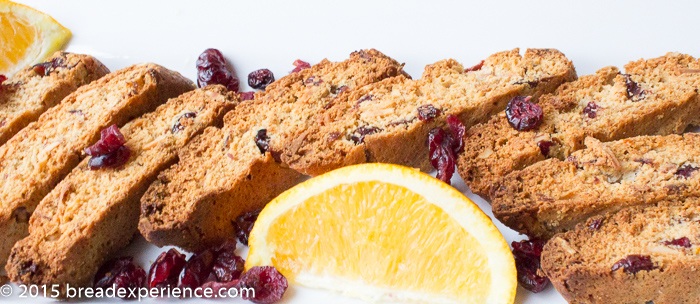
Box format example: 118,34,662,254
675,164,699,179
664,237,692,248
172,112,197,133
446,115,466,153
505,96,543,131
240,92,255,101
416,105,441,122
464,60,484,72
582,102,599,118
537,140,554,156
348,126,381,144
31,57,67,77
623,74,645,100
611,254,656,274
85,124,126,156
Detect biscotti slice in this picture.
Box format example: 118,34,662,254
457,52,700,197
0,52,109,146
492,133,700,239
5,86,236,294
0,64,194,267
275,48,576,176
140,50,407,251
541,199,700,304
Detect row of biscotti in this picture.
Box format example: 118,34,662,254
138,48,577,252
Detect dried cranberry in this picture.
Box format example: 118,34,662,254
675,164,699,179
304,76,323,86
353,95,373,109
196,48,239,92
664,237,692,248
291,60,311,73
464,60,484,72
31,57,66,77
417,105,441,121
446,115,466,153
254,129,281,162
148,248,187,289
588,218,603,230
172,112,197,133
240,92,255,101
94,257,147,299
239,266,288,304
623,74,644,100
201,280,240,298
87,145,131,170
0,75,6,83
85,124,126,156
211,240,245,282
582,102,599,118
428,128,456,184
512,239,549,293
179,249,215,290
248,69,275,90
349,126,381,144
611,255,656,274
234,209,262,246
537,140,554,156
506,96,543,131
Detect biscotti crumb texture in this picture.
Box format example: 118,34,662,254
280,48,577,176
139,49,407,251
492,133,700,239
0,63,194,267
542,199,700,304
457,52,700,197
5,86,236,294
0,51,109,146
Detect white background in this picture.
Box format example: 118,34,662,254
7,0,700,303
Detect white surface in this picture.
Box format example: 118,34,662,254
6,0,700,302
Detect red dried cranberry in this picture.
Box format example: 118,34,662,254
211,239,245,282
623,74,644,100
87,145,131,170
428,128,456,184
464,60,484,72
506,96,543,131
537,140,554,156
331,85,348,95
588,218,603,230
0,74,6,95
94,257,147,299
254,129,281,162
304,76,323,86
675,164,699,179
446,115,466,153
248,69,275,90
201,280,240,299
148,248,187,289
664,237,692,248
239,266,288,304
196,48,239,92
172,112,197,133
349,126,381,144
234,209,262,246
611,255,656,274
582,102,599,118
353,95,373,109
179,249,215,290
31,57,66,77
240,92,255,101
512,239,549,293
291,59,311,73
85,124,126,156
417,105,441,121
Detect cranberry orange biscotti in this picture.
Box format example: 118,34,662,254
6,86,236,294
0,52,109,146
492,134,700,240
279,48,576,176
457,52,700,197
0,64,194,267
139,49,408,251
541,199,700,304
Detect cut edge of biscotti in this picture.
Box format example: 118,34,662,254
139,49,407,251
491,133,700,239
0,51,110,146
5,85,236,293
278,48,577,176
457,52,700,198
541,198,700,304
0,63,195,268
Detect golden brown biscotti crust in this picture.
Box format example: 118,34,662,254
0,52,109,146
140,49,405,251
542,199,700,304
457,52,700,197
280,48,577,176
0,63,194,267
5,86,236,294
492,133,700,239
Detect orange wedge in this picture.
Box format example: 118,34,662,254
246,164,516,304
